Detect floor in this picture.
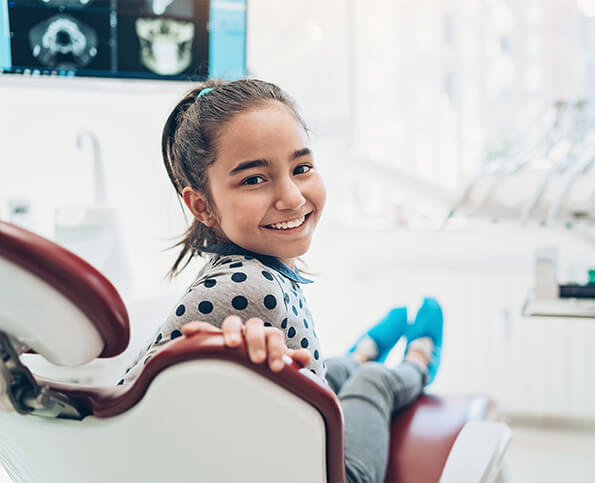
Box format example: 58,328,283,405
1,423,594,482
505,422,595,483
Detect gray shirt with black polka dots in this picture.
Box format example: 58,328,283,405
122,247,325,384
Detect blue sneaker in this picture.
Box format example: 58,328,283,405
405,297,443,385
348,307,407,362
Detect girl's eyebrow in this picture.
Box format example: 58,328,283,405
228,147,312,176
291,147,312,160
229,159,270,176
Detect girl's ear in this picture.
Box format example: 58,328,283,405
182,187,217,227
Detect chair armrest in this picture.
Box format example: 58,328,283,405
439,421,512,483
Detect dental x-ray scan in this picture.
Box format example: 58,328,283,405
0,0,246,81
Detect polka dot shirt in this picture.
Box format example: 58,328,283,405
121,250,325,384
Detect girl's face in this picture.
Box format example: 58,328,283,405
206,101,326,268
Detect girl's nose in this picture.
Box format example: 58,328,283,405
274,178,306,211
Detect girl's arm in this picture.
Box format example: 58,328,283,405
182,315,312,372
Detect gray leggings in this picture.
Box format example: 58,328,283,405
325,357,426,483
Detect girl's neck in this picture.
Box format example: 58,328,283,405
213,237,296,270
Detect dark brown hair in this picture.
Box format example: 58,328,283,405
162,79,308,278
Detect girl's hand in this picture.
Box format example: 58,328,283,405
182,315,312,372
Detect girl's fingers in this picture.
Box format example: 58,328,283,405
186,316,313,372
265,328,286,372
221,315,244,347
181,321,222,335
244,317,266,363
286,348,312,368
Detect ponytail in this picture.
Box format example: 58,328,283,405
167,219,219,279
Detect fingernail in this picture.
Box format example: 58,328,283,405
271,360,283,372
253,350,265,362
229,334,240,345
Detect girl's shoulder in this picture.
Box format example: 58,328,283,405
170,254,289,325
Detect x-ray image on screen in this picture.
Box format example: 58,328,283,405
29,14,98,69
117,0,209,79
136,18,194,75
8,1,111,71
0,0,246,80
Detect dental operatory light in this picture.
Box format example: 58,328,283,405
577,0,595,17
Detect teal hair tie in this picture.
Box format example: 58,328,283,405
197,88,213,99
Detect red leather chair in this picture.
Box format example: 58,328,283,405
0,221,511,483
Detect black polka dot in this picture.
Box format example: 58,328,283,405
231,272,247,283
220,258,232,265
144,355,152,365
264,322,272,327
281,318,288,329
199,301,213,314
299,299,303,309
292,306,298,316
155,333,162,344
284,293,290,304
291,289,297,296
230,262,243,268
204,279,216,288
244,255,254,260
323,361,326,368
313,330,317,338
171,329,182,340
279,277,286,284
117,379,124,385
303,318,309,328
176,304,185,316
288,327,296,338
232,295,248,310
314,350,319,360
125,367,130,374
262,271,274,280
264,295,277,310
301,338,309,348
310,369,317,375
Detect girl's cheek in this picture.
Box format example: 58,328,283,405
315,175,327,208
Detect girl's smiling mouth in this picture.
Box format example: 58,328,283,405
263,212,312,231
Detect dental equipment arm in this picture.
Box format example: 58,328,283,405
443,102,567,226
546,146,595,224
520,101,590,225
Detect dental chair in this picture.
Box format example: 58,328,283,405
0,220,512,483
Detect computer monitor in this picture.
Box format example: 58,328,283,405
0,0,246,81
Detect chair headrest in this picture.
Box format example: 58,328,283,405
0,221,129,364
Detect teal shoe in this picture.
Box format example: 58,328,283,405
348,307,408,362
405,297,443,385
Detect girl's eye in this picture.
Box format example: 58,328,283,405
242,175,265,185
294,164,312,175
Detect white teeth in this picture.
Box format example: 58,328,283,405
268,215,306,230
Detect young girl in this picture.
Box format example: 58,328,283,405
122,79,443,483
